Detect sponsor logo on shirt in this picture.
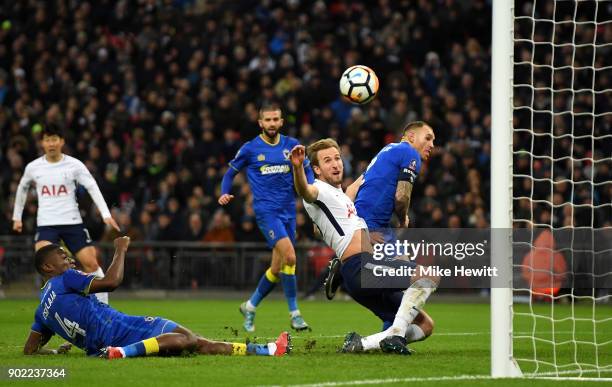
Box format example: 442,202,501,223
347,203,357,218
41,184,68,196
259,164,290,175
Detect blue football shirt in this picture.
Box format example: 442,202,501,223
31,269,135,355
354,141,422,230
229,134,313,216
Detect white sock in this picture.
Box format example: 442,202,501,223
388,278,437,337
245,300,256,312
405,324,426,343
266,342,277,356
361,331,391,351
91,267,109,304
290,309,301,318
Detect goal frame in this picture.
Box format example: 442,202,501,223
491,0,522,378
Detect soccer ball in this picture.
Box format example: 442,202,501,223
339,65,379,105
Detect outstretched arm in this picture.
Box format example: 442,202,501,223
88,236,130,293
290,145,319,203
394,181,414,228
345,174,364,202
12,166,34,233
218,167,238,205
75,162,120,231
24,331,71,355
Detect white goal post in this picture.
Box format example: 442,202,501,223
491,0,520,377
491,0,611,379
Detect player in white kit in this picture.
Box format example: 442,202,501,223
289,139,439,354
12,126,120,304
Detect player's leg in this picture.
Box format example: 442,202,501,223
65,225,109,304
381,291,434,342
358,291,434,352
239,214,283,332
103,324,290,359
373,264,439,353
339,253,389,353
274,234,309,331
341,254,437,353
407,309,434,343
195,330,291,357
34,226,60,251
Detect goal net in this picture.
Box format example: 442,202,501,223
509,0,612,378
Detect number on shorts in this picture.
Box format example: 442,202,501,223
83,228,92,243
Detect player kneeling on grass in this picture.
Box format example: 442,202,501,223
291,140,439,355
23,236,290,359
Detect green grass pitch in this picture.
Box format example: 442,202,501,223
0,298,610,386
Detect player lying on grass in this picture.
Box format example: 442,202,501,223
290,139,439,354
23,236,290,359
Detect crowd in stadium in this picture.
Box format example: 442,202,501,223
0,0,608,245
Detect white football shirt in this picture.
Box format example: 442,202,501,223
303,179,368,258
12,154,112,226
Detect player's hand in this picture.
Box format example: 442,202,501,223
370,231,385,245
57,342,72,354
290,145,306,167
104,217,121,232
113,236,130,252
399,215,410,228
67,257,77,269
12,220,23,233
218,194,234,205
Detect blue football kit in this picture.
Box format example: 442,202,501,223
222,134,314,248
31,269,177,356
351,141,422,329
355,141,422,231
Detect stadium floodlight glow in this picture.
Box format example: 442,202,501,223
492,0,612,380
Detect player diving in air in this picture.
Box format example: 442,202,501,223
12,125,120,304
290,138,439,354
23,237,290,359
218,105,313,332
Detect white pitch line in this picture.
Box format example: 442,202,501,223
257,374,612,387
258,330,598,340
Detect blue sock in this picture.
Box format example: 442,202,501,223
382,320,393,331
249,268,279,307
120,337,159,358
280,265,298,312
247,343,270,356
121,341,146,357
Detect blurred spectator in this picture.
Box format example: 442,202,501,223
0,0,607,239
102,210,143,242
202,209,235,243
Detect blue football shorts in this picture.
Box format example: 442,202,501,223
112,316,179,347
255,212,296,249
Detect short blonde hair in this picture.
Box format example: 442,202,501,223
306,138,341,168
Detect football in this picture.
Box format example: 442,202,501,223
339,65,379,105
